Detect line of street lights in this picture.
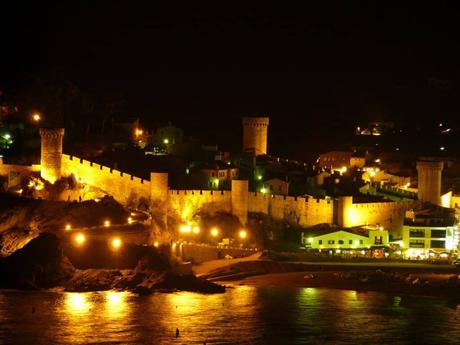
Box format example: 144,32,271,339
179,223,248,241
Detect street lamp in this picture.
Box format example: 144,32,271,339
211,227,219,237
74,233,86,246
239,229,248,240
110,237,122,250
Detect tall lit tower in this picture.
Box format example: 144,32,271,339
39,128,65,183
416,158,444,206
242,117,269,156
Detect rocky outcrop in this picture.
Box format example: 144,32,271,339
0,193,131,256
0,233,75,289
0,231,224,294
0,227,39,257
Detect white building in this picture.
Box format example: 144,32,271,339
402,207,458,259
301,224,390,256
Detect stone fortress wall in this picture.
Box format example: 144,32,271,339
0,156,40,177
0,127,421,234
61,154,151,204
337,196,418,233
1,149,419,232
53,154,418,232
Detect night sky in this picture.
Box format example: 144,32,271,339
2,2,460,158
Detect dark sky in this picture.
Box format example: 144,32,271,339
2,2,460,157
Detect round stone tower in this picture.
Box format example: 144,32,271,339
416,159,444,206
231,179,249,225
39,128,65,184
150,172,169,204
150,172,169,243
337,196,353,228
242,117,269,156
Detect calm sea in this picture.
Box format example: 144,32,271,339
0,286,459,344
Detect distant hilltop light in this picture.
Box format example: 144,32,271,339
440,146,445,151
32,113,41,122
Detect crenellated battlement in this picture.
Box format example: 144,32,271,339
242,116,269,155
61,154,150,203
39,128,65,139
242,117,270,127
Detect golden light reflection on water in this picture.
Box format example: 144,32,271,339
104,291,129,319
159,287,259,342
65,293,92,316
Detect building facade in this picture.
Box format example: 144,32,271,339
402,208,458,259
301,226,389,252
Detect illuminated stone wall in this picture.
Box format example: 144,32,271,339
60,154,418,233
338,196,419,234
0,161,40,177
39,128,65,183
248,193,334,227
168,189,232,221
61,154,151,204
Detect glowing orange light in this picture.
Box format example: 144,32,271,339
192,226,200,234
127,217,133,224
65,224,72,231
32,113,41,122
211,227,219,237
111,237,122,250
104,220,110,227
154,241,159,247
180,224,191,233
74,233,86,246
239,229,248,239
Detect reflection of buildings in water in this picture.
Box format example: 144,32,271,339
298,287,318,304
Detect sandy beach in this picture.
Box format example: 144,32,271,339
194,255,460,299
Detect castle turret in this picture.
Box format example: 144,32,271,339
232,179,248,225
151,172,169,204
416,159,444,206
39,128,65,183
337,196,353,228
242,117,269,156
150,172,169,242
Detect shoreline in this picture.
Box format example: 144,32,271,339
193,257,460,301
217,270,460,300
